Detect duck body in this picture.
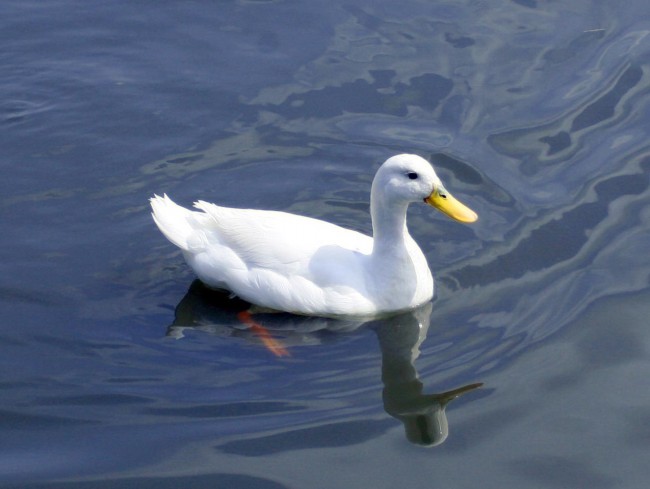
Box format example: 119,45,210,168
151,154,477,318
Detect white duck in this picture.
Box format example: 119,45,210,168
151,154,477,318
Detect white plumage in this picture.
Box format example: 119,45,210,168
151,154,477,318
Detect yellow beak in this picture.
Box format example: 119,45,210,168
424,187,478,223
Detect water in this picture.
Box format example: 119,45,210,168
2,1,650,487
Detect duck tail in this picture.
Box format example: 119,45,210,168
150,194,196,251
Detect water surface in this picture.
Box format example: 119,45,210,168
2,1,650,488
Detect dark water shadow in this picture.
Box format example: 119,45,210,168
166,280,484,447
6,473,290,489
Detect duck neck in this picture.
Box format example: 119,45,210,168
370,196,411,257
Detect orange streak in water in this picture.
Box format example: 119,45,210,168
237,311,290,357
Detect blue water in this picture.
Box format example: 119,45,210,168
2,1,650,488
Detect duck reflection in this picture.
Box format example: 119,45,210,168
167,280,367,346
167,280,482,446
373,305,482,446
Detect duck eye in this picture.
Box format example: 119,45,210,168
407,172,418,180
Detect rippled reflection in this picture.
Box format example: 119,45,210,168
372,304,482,446
168,280,483,446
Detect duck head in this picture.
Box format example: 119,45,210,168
372,154,478,223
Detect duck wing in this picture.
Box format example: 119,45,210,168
193,200,372,268
151,195,376,314
192,201,375,314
